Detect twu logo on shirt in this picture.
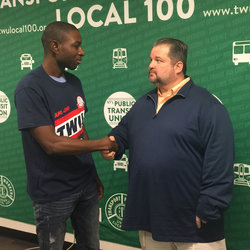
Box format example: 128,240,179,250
54,106,85,138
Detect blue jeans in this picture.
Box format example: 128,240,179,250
33,180,100,250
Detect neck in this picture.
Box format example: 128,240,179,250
42,57,64,77
159,75,185,94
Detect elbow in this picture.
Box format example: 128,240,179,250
43,146,56,156
41,143,60,156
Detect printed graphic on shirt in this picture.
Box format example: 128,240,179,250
54,96,85,138
0,175,15,207
105,193,127,231
234,163,250,187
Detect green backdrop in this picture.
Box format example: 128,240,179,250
0,0,250,249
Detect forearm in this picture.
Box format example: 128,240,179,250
30,125,116,156
44,136,111,155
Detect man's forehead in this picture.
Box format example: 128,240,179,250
151,44,170,55
63,30,81,42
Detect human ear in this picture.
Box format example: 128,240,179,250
175,61,183,74
50,40,60,54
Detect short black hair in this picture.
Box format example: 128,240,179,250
154,38,188,74
41,21,78,51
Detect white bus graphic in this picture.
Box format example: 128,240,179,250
20,53,34,70
114,154,128,172
232,40,250,65
234,163,250,187
113,48,128,69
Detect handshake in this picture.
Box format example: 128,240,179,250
101,136,117,160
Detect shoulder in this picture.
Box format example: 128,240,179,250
188,80,222,106
15,66,44,94
64,71,81,83
188,81,231,124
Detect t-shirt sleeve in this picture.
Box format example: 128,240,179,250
15,87,53,130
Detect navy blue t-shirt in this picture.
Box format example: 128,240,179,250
15,65,97,202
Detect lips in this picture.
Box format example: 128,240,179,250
149,71,156,76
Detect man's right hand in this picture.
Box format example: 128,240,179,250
101,136,117,160
103,136,118,152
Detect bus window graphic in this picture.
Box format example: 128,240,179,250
113,48,128,69
232,40,250,65
234,163,250,187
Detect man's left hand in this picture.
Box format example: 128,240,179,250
96,176,104,200
196,216,207,229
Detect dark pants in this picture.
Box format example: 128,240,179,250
33,181,99,250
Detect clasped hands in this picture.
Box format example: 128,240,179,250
101,136,117,160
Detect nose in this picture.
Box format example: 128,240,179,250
79,47,85,56
148,60,154,70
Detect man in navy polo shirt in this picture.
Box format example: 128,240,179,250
103,38,234,250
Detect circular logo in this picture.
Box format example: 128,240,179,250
0,175,15,207
104,92,135,128
105,193,127,231
76,96,84,108
0,91,11,123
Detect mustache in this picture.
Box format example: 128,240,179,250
148,70,156,74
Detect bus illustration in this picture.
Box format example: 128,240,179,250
232,40,250,65
114,154,128,172
234,163,250,187
20,53,34,70
112,48,128,69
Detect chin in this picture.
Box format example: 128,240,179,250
152,82,161,88
67,65,77,70
152,80,163,88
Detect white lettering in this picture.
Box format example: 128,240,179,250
157,0,173,21
12,0,24,7
177,0,195,19
68,7,86,29
124,1,136,24
56,9,61,21
144,0,153,21
87,5,103,28
1,0,11,8
104,3,122,26
0,0,39,8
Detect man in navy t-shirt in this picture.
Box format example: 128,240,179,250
15,21,117,250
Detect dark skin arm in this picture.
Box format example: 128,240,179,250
30,125,118,155
31,125,110,201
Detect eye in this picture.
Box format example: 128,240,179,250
155,57,163,63
73,43,81,49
